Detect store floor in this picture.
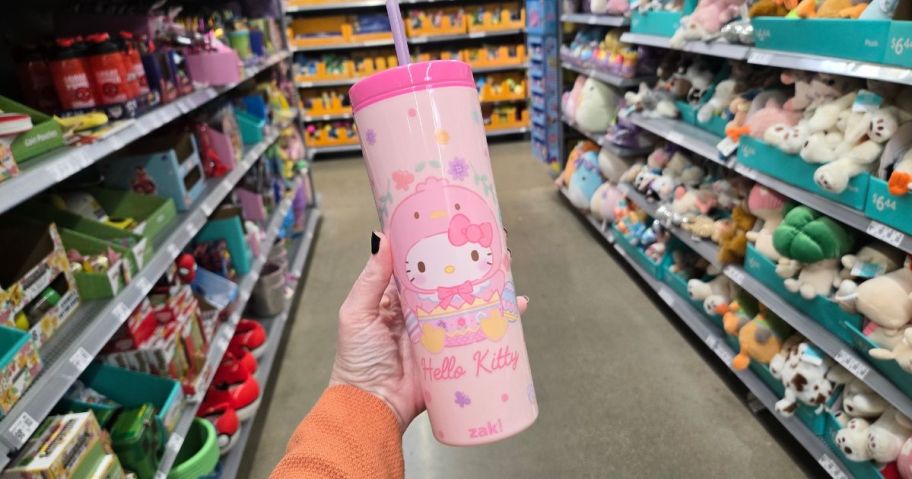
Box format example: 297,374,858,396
240,141,813,478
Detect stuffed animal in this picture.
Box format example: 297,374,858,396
697,79,738,123
625,82,678,119
814,107,900,193
772,206,856,299
883,123,912,196
727,97,802,142
898,436,912,479
562,75,587,121
749,0,792,16
598,147,635,183
716,204,757,264
590,182,626,222
745,185,789,261
871,327,912,373
688,274,736,316
576,77,618,133
567,151,605,210
841,377,890,419
773,342,841,416
868,408,912,463
854,265,912,332
591,0,610,13
668,185,718,225
835,417,876,462
730,309,793,370
835,241,906,297
669,0,745,47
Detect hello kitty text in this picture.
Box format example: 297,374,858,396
420,345,521,382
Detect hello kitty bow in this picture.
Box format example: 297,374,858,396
448,214,493,247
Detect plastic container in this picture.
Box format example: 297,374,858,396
111,403,163,479
47,38,97,110
351,60,536,445
235,109,266,145
228,30,252,60
249,261,287,317
168,419,219,479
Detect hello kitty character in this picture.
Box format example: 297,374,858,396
389,176,518,353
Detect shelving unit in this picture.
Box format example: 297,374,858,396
0,52,289,216
560,56,645,88
619,33,751,60
562,115,653,157
628,113,731,166
558,188,851,479
560,13,628,26
295,63,527,88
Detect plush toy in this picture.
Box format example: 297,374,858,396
576,77,618,133
871,327,912,373
854,265,912,332
730,309,793,370
868,408,912,463
697,79,738,123
598,147,635,183
688,274,736,316
667,185,718,225
562,75,587,121
681,215,717,238
773,342,841,416
745,185,789,261
899,436,912,479
835,417,875,462
591,0,610,13
590,182,626,222
669,0,745,47
773,206,856,299
567,151,604,210
835,241,906,298
814,107,900,193
749,0,792,17
882,123,912,196
673,63,715,105
558,141,600,188
727,97,802,142
625,82,678,119
840,377,890,419
716,204,757,264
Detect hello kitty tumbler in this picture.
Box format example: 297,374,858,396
350,59,538,445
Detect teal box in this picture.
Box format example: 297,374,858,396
698,115,727,138
743,245,860,345
664,268,719,325
864,176,912,236
749,361,785,398
737,136,869,211
823,412,885,479
844,322,912,398
630,11,682,37
57,363,184,439
196,214,253,275
752,18,890,64
235,109,265,145
612,225,663,280
884,21,912,67
675,101,697,125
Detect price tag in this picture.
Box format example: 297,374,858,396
717,137,739,157
112,302,130,322
184,221,197,236
219,180,233,195
9,412,38,444
666,131,684,145
866,221,904,247
215,333,229,354
615,244,627,257
167,433,184,454
154,472,167,479
750,51,772,65
166,244,180,257
705,334,718,348
69,347,93,372
818,454,848,479
201,201,213,216
835,349,870,379
714,344,733,366
657,286,676,306
724,266,745,285
738,165,759,181
469,31,485,38
136,277,152,292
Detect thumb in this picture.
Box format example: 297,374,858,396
339,232,394,324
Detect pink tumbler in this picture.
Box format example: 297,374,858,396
350,60,537,445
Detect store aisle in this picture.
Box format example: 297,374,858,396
241,142,808,478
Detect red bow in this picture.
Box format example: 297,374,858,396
448,214,493,247
437,281,475,308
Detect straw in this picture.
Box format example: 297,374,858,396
386,0,411,66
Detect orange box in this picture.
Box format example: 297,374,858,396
302,89,352,117
479,75,527,102
468,4,526,33
305,123,360,147
463,45,526,68
486,107,529,131
406,8,468,37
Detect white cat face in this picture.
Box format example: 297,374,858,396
405,233,493,289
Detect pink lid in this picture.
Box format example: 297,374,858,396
349,60,475,113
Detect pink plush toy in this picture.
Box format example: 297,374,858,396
728,98,802,142
562,76,586,122
899,436,912,479
669,0,745,47
606,0,631,14
782,71,854,112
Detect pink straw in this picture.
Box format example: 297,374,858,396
386,0,411,66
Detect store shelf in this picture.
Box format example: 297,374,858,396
485,126,530,137
407,28,524,44
562,115,653,157
306,143,362,159
0,125,288,456
559,188,850,479
217,210,321,479
620,33,751,60
560,56,650,88
748,48,912,87
471,63,529,73
628,113,731,166
302,112,353,122
560,13,629,26
722,263,912,422
154,192,301,478
293,38,395,51
286,0,460,12
0,51,290,217
295,64,527,89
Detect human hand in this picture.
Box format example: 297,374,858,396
330,232,527,431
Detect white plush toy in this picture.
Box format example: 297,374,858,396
776,257,841,300
575,77,617,133
625,83,677,119
774,342,842,416
764,122,811,155
814,108,900,193
868,408,912,463
833,242,906,312
871,327,912,373
840,377,889,419
590,182,626,222
597,147,634,183
836,417,876,462
697,79,737,123
687,273,735,316
855,266,912,332
590,0,609,13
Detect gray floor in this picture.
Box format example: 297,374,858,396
240,141,808,478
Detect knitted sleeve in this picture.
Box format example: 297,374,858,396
269,385,404,479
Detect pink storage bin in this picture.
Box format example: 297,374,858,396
236,188,266,222
206,126,237,169
185,50,242,86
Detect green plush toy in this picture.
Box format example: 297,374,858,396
773,206,855,263
772,206,856,300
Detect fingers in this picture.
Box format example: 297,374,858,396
518,295,529,315
339,232,394,326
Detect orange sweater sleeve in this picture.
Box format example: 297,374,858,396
269,385,404,479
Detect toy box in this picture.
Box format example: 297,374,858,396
351,52,398,78
485,106,530,131
737,136,869,211
290,15,392,48
478,76,527,102
294,57,355,84
844,321,912,398
468,4,525,32
185,48,242,86
87,454,125,479
0,222,80,349
58,229,130,300
0,326,41,418
195,209,254,275
630,11,684,37
0,96,64,174
110,404,163,479
2,412,106,479
406,7,467,37
863,175,912,236
752,18,890,65
612,225,664,280
88,187,178,242
105,132,206,212
463,44,526,68
305,121,359,147
59,363,183,436
302,89,351,117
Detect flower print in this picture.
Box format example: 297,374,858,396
435,130,450,145
501,393,509,402
365,129,377,146
455,391,471,408
447,157,470,181
408,108,417,118
457,317,466,328
392,170,414,191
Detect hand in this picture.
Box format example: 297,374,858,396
330,232,527,431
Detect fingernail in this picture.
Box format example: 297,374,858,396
521,295,530,303
371,232,381,254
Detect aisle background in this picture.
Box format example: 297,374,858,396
239,142,810,477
